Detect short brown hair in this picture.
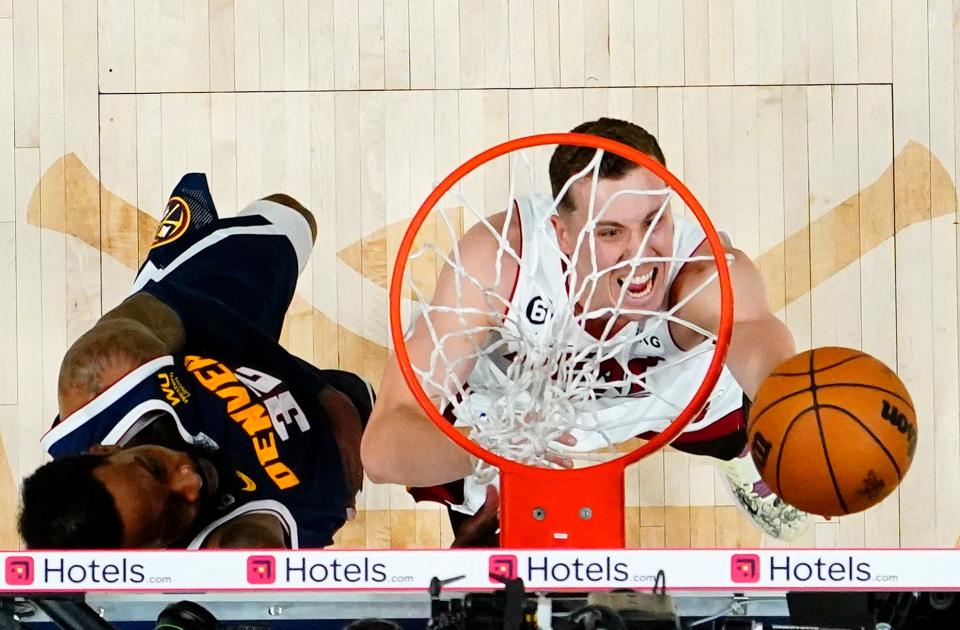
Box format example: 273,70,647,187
549,118,666,211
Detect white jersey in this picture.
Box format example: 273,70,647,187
451,193,744,514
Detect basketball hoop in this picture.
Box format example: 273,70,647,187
390,132,733,548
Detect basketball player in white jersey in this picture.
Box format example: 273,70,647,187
362,118,810,543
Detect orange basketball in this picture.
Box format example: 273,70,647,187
747,347,917,517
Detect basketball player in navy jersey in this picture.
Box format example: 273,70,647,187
18,174,373,549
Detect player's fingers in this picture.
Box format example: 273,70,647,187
556,432,577,446
545,451,574,468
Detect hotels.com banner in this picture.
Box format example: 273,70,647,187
0,550,957,592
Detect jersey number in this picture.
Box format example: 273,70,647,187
236,367,310,441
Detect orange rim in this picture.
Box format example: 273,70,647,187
389,132,734,476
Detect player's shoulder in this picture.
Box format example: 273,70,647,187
457,207,523,269
673,239,768,321
677,241,755,284
458,193,547,254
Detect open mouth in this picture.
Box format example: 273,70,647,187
616,267,658,300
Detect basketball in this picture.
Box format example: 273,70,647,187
747,347,918,517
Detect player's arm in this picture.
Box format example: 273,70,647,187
361,214,515,487
677,247,796,401
320,386,364,512
57,294,186,419
200,513,289,549
58,192,315,420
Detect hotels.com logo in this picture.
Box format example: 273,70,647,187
489,554,518,583
730,554,760,583
5,557,34,585
246,556,276,584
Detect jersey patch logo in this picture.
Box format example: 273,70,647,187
157,372,191,406
151,196,191,249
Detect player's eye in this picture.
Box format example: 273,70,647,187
138,456,165,481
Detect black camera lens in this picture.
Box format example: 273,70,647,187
155,600,218,630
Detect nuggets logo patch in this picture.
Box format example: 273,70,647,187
151,196,191,248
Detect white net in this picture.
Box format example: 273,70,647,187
401,145,733,475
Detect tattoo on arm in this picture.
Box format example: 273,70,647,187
58,320,166,402
57,294,185,417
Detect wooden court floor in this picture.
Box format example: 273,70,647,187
0,0,957,550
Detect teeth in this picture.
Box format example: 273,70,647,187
617,268,656,299
627,284,653,298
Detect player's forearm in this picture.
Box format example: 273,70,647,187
728,316,796,400
361,400,475,486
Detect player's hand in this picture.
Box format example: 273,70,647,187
451,485,500,548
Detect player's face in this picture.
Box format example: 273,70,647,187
553,167,674,321
91,444,219,548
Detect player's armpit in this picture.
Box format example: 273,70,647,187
200,513,289,549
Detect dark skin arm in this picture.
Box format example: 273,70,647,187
57,293,186,419
320,386,364,513
450,485,500,548
54,193,326,549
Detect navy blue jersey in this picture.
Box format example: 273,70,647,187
44,174,373,549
